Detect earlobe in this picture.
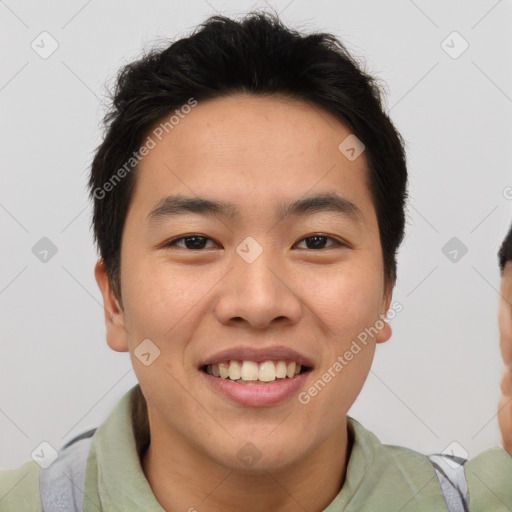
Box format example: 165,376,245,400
94,259,129,353
376,320,392,344
376,288,393,344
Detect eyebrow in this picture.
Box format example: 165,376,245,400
146,193,363,224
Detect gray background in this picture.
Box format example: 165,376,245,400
1,0,511,469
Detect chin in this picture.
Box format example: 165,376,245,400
206,434,311,474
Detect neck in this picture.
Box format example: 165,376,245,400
141,418,351,512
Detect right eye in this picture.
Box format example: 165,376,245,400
163,235,219,250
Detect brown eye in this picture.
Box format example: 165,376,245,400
165,235,217,250
295,235,342,250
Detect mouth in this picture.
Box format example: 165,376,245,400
198,346,314,406
202,359,312,384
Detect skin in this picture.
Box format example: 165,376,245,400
498,263,512,455
95,93,392,512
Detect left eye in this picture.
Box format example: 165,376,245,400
294,235,341,250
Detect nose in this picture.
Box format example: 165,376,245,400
213,247,303,330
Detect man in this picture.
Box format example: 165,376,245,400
498,224,512,454
1,11,511,512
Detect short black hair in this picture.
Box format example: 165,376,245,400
88,11,408,302
499,223,512,272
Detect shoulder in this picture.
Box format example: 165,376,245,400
0,460,42,512
343,417,451,510
464,447,512,511
347,416,435,468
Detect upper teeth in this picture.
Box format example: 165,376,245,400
206,360,302,382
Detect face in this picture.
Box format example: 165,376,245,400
95,93,392,472
498,263,512,453
499,265,512,365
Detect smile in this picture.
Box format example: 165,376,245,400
203,360,311,384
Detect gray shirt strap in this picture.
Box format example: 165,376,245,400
39,431,95,512
428,454,469,512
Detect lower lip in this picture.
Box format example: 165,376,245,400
201,370,311,407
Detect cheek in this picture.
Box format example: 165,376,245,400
298,333,375,435
306,266,384,339
498,391,512,454
121,260,207,406
299,267,381,399
499,299,512,365
123,257,207,332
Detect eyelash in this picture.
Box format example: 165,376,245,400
163,234,345,251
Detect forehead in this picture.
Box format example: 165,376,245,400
130,93,374,220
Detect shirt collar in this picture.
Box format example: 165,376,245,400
87,384,447,511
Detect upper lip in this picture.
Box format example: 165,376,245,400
199,345,314,369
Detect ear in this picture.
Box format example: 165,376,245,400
376,285,393,344
94,259,129,352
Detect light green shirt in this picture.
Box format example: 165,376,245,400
1,384,512,511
